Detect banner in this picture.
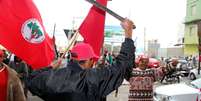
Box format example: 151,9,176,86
79,0,107,57
0,0,55,69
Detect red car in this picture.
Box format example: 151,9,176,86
135,57,160,68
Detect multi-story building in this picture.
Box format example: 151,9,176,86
147,40,160,58
184,0,201,56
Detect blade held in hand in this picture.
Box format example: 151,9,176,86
86,0,136,29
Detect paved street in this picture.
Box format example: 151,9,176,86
27,83,164,101
27,92,42,101
108,77,191,101
107,85,129,101
27,85,130,101
27,77,192,101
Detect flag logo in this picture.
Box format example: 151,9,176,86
21,18,45,43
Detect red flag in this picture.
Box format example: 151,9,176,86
79,0,107,57
0,0,55,70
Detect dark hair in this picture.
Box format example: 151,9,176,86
14,56,22,63
71,52,78,58
78,60,87,65
70,59,87,65
71,58,93,65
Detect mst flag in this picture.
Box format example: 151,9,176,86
0,0,55,69
79,0,107,57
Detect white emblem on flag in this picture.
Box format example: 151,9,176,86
21,18,45,43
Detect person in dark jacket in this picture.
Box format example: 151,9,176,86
27,19,135,101
2,50,10,65
9,56,29,98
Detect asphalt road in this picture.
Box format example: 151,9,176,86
27,85,130,101
27,77,192,101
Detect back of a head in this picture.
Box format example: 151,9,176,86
171,58,178,63
71,43,99,61
170,58,179,67
14,55,23,63
139,55,149,62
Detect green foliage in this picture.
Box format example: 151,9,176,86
27,22,42,36
104,31,113,37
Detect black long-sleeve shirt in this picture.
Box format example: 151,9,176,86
27,38,135,101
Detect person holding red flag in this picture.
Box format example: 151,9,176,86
0,50,26,101
0,0,55,70
27,19,135,101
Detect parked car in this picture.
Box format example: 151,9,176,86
177,59,192,77
160,71,183,84
135,57,160,68
190,78,201,90
148,58,160,68
189,68,201,80
188,78,201,101
154,83,200,101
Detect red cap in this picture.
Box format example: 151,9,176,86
71,43,99,61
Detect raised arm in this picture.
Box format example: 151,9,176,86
85,19,135,97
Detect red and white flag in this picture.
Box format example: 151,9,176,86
0,0,55,70
79,0,108,58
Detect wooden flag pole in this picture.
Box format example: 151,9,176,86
86,0,136,29
61,30,79,58
53,23,59,58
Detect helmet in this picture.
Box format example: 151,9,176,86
71,43,99,61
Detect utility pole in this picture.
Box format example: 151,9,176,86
72,17,75,31
197,21,201,74
111,42,114,54
144,27,146,53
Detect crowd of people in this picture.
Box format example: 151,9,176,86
0,19,196,101
161,55,198,68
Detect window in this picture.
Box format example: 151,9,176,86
191,5,196,16
182,37,184,43
189,26,196,36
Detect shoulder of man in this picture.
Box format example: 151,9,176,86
4,64,18,76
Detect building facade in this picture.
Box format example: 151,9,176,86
184,0,201,56
147,40,160,58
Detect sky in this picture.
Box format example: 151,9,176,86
33,0,187,49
